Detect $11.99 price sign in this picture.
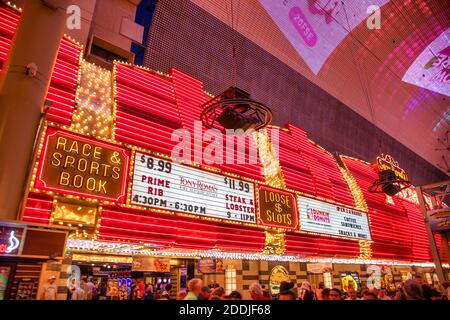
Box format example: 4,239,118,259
130,152,257,223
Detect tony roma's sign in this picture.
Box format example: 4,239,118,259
257,185,297,230
298,196,371,240
130,152,256,223
35,127,130,202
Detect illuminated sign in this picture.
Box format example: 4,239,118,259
340,272,360,292
257,185,297,230
298,196,371,240
35,127,130,202
67,265,81,290
429,210,450,232
258,0,390,74
0,226,23,255
269,266,290,295
197,259,224,274
130,152,256,223
375,154,408,181
402,28,450,97
132,257,170,272
306,263,333,274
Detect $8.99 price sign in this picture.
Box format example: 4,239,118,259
130,152,256,223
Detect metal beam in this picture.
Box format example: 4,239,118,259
419,180,450,192
442,232,450,271
416,185,448,283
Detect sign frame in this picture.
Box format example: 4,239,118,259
297,193,372,241
256,184,298,231
126,149,258,225
0,222,26,257
34,126,130,203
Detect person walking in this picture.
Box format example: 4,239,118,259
249,283,270,300
403,279,425,300
185,278,202,300
329,288,342,300
41,275,57,300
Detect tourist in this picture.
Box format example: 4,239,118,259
261,284,271,299
442,282,450,300
315,282,324,300
249,283,270,300
329,288,342,300
137,279,145,299
403,279,425,300
279,281,297,300
211,287,225,299
200,286,212,300
80,277,94,300
41,275,57,300
118,282,129,300
345,287,358,300
378,288,391,300
298,281,311,300
362,292,378,300
71,284,85,300
177,291,187,300
277,291,296,300
185,278,202,300
393,289,405,300
321,288,330,300
98,279,108,300
132,282,143,300
224,291,242,300
162,283,172,299
143,284,154,300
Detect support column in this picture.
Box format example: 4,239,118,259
0,0,69,220
441,232,450,273
416,186,446,284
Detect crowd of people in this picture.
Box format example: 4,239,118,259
176,277,450,301
41,274,450,301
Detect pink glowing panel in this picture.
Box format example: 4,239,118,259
402,29,450,97
259,0,390,74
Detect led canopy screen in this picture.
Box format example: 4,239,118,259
259,0,390,74
402,28,450,97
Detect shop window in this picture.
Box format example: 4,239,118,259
323,272,332,288
225,267,236,295
91,44,127,63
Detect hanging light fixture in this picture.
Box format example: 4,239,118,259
200,86,272,133
199,1,272,133
368,169,411,196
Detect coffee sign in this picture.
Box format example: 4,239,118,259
35,127,129,202
257,185,297,230
298,196,371,240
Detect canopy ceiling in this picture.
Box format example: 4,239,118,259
191,0,450,175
